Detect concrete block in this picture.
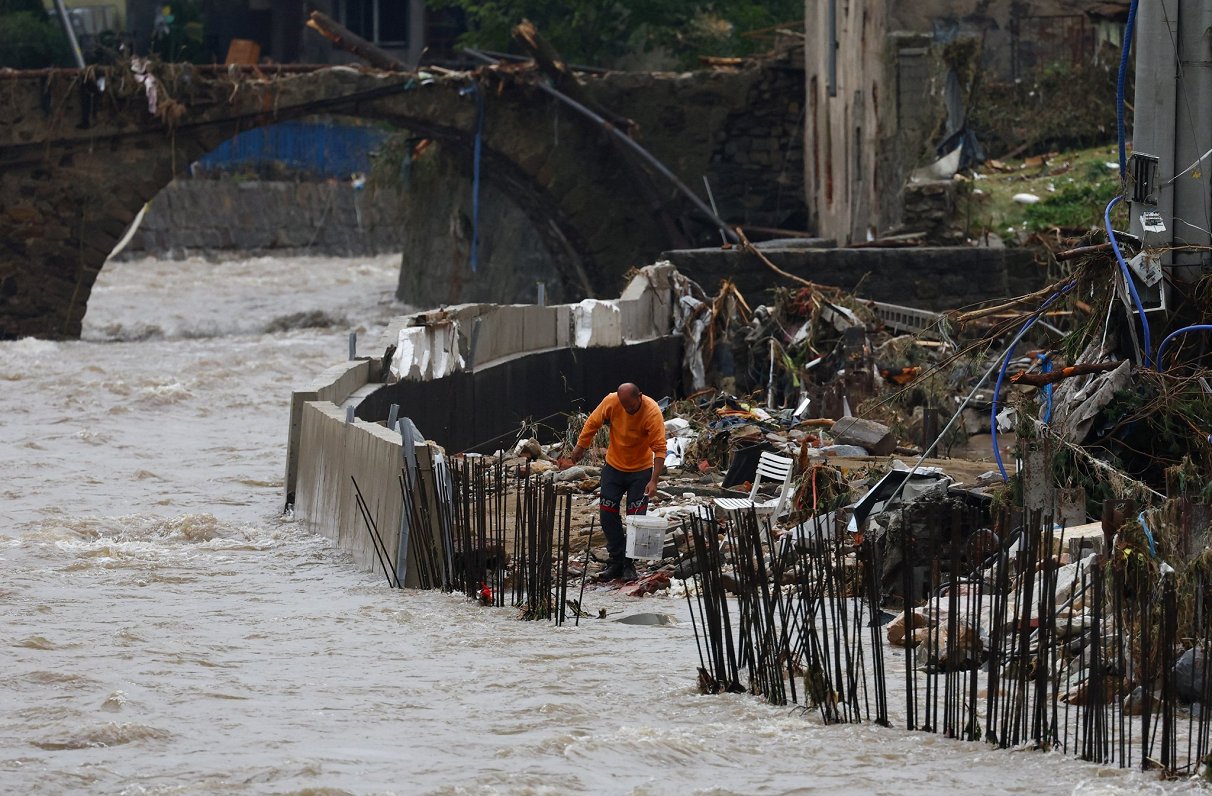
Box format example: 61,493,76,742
554,304,572,347
1061,521,1106,558
474,305,526,365
620,269,653,300
621,282,674,339
520,304,559,351
390,321,464,381
1057,487,1087,528
619,295,658,342
573,299,622,348
314,359,370,404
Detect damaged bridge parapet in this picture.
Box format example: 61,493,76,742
286,264,684,581
0,51,805,339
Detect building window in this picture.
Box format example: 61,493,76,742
336,0,409,46
853,90,862,182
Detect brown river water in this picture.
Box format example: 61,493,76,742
0,254,1198,794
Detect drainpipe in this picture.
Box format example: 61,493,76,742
52,0,87,69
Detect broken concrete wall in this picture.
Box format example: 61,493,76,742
287,264,685,579
804,0,1122,244
284,358,373,509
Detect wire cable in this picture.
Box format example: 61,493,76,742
1156,324,1212,370
1161,145,1212,187
1104,195,1153,366
990,282,1075,482
1116,0,1140,176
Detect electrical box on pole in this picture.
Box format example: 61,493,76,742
1130,0,1212,305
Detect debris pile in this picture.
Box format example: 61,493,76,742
367,226,1212,782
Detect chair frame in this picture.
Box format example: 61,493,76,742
712,451,795,519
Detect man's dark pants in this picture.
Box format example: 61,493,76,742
599,463,652,564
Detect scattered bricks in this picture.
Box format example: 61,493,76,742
886,609,928,646
619,570,671,597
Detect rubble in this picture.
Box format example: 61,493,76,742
365,218,1212,778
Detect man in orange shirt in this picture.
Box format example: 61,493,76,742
560,382,666,582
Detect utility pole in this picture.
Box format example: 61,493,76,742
1130,0,1212,294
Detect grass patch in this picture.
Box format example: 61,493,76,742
960,143,1128,241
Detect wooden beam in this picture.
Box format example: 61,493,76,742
306,10,404,72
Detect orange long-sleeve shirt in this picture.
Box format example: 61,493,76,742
576,392,667,473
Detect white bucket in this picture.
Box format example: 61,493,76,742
626,515,668,560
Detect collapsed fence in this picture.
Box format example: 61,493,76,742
353,454,584,626
680,501,1212,777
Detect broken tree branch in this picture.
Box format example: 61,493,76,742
306,10,404,71
511,19,634,134
509,20,687,247
1055,242,1114,261
1010,361,1120,387
735,227,839,295
949,274,1076,326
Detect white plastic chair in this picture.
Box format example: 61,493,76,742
712,451,795,519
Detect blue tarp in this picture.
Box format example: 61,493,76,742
195,120,391,178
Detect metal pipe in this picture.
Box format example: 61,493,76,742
463,47,739,243
53,0,86,70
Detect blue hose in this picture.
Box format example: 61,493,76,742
995,2,1141,481
991,283,1075,482
1038,352,1054,424
1137,511,1158,558
1156,324,1212,369
1104,196,1153,366
1117,0,1140,175
459,83,485,273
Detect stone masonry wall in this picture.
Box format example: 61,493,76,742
125,178,405,257
394,50,808,309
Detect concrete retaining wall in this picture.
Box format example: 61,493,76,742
286,264,684,581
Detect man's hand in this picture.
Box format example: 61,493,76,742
559,445,586,470
645,478,659,499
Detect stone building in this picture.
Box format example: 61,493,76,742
802,0,1129,245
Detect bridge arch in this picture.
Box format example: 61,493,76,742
0,56,802,338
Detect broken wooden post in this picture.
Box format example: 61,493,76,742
510,19,635,133
306,10,405,71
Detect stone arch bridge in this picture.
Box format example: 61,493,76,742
0,55,804,339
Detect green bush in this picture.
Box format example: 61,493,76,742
0,0,46,14
0,11,70,68
969,62,1122,159
435,0,803,70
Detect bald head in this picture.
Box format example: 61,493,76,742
617,382,643,414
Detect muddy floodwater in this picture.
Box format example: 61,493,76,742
0,254,1199,794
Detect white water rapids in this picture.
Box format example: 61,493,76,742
0,254,1198,794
